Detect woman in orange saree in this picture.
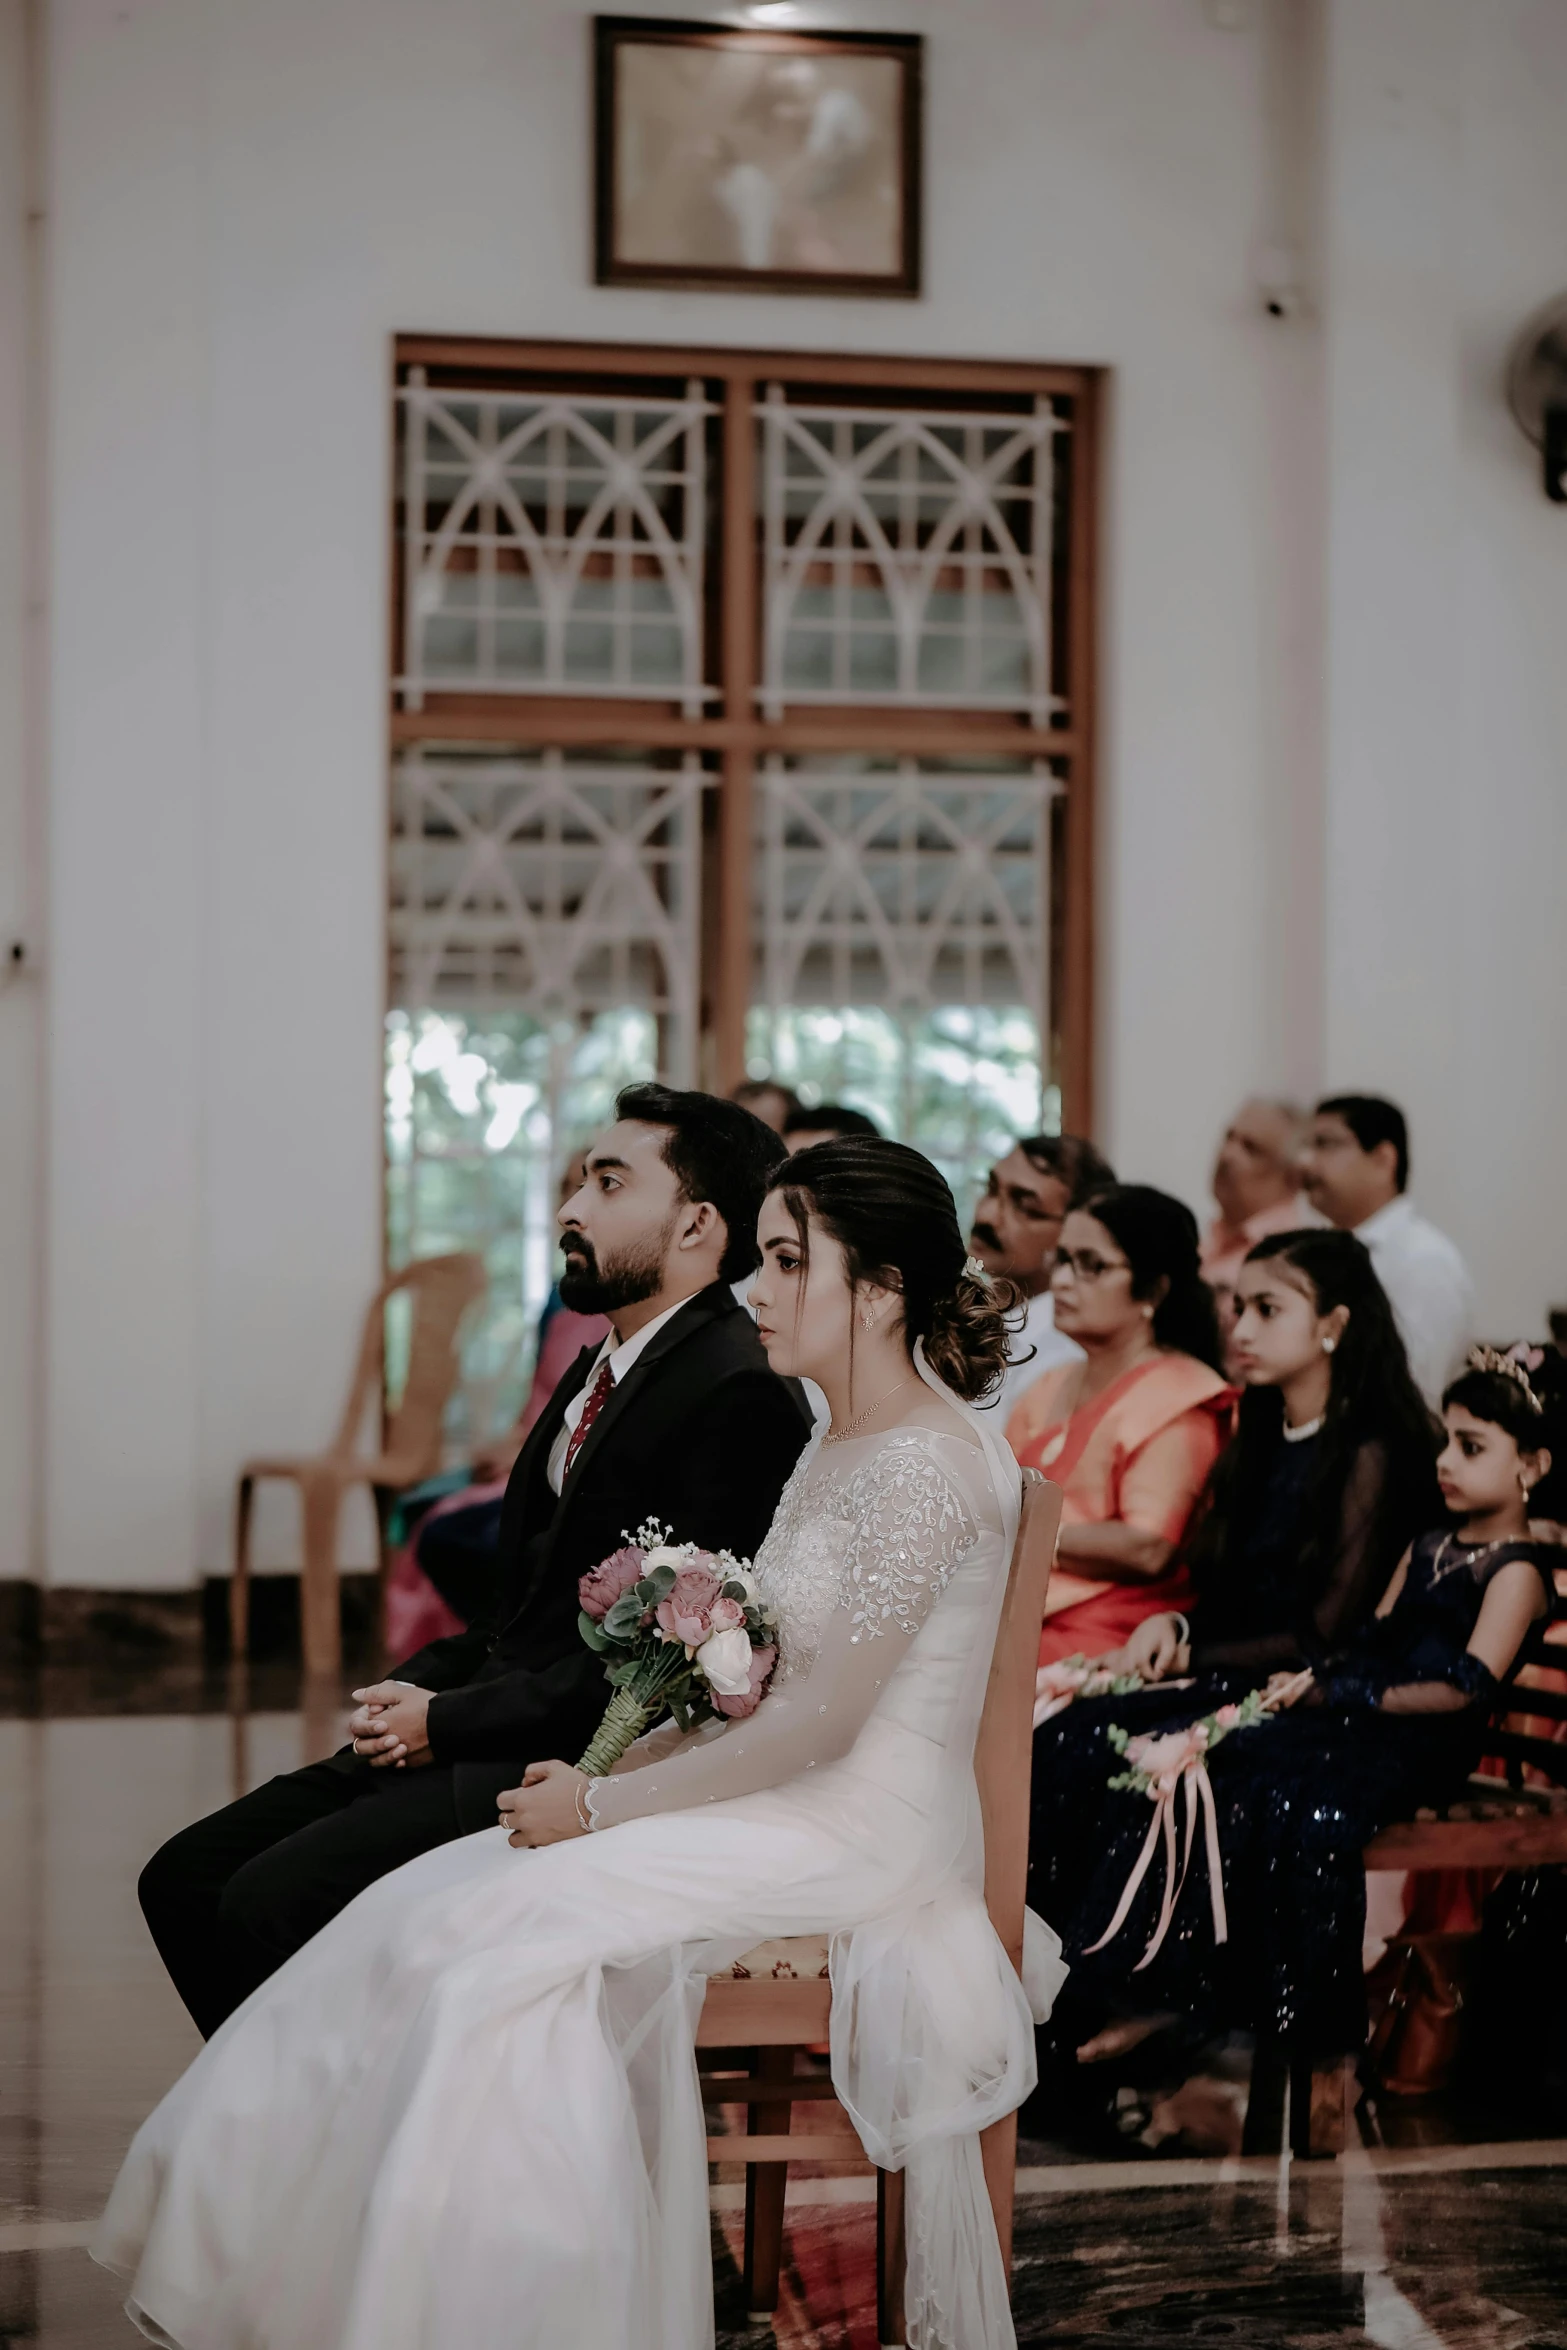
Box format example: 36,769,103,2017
1006,1186,1235,1667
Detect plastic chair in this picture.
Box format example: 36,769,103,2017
231,1252,487,1678
696,1467,1062,2341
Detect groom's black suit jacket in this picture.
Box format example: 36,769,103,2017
392,1282,811,1830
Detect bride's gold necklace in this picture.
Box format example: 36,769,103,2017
823,1375,917,1445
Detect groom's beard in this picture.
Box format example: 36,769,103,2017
558,1220,673,1315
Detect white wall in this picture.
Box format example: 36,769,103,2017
13,0,1567,1590
0,0,41,1585
1321,0,1567,1338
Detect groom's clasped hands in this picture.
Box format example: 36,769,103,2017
347,1681,436,1768
350,1679,587,1837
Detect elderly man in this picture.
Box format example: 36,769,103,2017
1299,1092,1473,1407
968,1131,1115,1422
1199,1098,1316,1318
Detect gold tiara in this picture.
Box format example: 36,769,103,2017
1465,1342,1546,1415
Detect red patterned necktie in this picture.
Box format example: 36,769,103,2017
562,1360,616,1479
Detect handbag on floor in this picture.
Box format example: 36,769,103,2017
1365,1930,1477,2096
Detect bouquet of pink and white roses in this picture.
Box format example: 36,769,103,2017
574,1520,779,1778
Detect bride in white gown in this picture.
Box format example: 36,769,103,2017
95,1138,1064,2350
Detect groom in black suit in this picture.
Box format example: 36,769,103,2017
140,1086,810,2036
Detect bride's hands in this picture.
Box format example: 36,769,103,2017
497,1760,591,1847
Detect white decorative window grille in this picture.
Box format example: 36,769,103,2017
398,373,717,713
390,745,704,1045
751,756,1059,1197
757,389,1066,723
387,747,704,1433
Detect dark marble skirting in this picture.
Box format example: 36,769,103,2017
0,1572,382,1665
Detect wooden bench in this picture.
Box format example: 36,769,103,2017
1245,1598,1567,2158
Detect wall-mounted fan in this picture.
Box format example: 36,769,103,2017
1506,292,1567,503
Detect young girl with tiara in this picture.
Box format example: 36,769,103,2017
1031,1339,1560,2077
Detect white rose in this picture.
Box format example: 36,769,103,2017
722,1562,760,1604
695,1625,755,1698
643,1545,689,1573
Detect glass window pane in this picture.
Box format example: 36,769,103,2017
751,754,1060,1212
387,745,705,1444
758,392,1067,722
399,378,717,712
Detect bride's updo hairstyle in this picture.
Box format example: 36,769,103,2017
772,1138,1017,1402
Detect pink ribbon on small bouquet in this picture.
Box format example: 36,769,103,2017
1085,1669,1314,1970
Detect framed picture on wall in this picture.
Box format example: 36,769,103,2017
593,17,923,296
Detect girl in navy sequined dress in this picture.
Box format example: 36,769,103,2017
1031,1247,1557,2066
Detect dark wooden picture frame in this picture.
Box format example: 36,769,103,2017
593,17,923,297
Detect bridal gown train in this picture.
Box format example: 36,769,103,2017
96,1360,1063,2350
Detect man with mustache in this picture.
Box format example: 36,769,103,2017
968,1132,1116,1425
139,1086,811,2037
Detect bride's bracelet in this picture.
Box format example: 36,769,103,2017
574,1775,599,1834
1171,1613,1191,1649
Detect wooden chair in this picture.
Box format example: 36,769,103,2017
696,1468,1062,2341
1246,1592,1567,2158
231,1252,486,1678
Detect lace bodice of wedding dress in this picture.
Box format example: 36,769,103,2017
95,1370,1059,2350
586,1419,996,1831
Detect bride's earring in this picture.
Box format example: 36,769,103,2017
860,1308,876,1332
1323,1336,1337,1355
1520,1471,1534,1501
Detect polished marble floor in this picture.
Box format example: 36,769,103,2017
3,1661,1565,2348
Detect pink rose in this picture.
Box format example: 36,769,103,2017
713,1642,776,1719
708,1593,746,1635
1125,1724,1210,1788
579,1547,646,1623
655,1564,723,1649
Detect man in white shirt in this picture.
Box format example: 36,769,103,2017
1299,1093,1473,1407
967,1132,1115,1421
545,1296,689,1493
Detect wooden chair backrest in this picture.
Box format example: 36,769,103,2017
1482,1591,1567,1792
331,1252,487,1477
974,1469,1062,1973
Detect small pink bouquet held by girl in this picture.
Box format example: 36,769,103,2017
575,1519,780,1777
1088,1669,1315,1968
1033,1653,1147,1730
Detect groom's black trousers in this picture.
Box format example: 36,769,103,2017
138,1753,475,2039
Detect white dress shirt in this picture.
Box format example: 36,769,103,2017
1355,1195,1473,1408
985,1289,1084,1422
546,1299,689,1494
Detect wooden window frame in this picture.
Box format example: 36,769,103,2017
389,335,1100,1134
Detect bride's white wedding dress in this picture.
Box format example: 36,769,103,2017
95,1356,1063,2350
